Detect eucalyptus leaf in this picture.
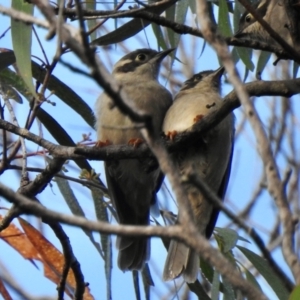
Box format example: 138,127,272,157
86,0,97,42
0,51,16,70
91,186,112,300
236,47,254,72
214,227,239,253
293,61,299,78
218,0,232,37
222,275,235,300
93,0,176,45
245,268,262,291
132,270,141,300
31,61,95,129
256,51,271,78
0,82,22,103
11,0,35,97
211,270,220,300
53,166,102,255
238,246,289,300
141,263,154,300
289,286,300,300
187,280,212,300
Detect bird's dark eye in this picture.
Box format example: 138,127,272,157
245,14,252,23
195,75,202,81
137,53,147,61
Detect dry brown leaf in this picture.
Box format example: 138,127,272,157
18,218,94,300
0,279,13,300
0,216,41,264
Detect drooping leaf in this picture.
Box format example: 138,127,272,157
289,285,300,300
238,246,289,300
0,50,16,70
0,279,13,300
211,270,220,300
256,51,271,78
0,82,23,103
293,61,299,78
237,47,254,72
222,275,235,300
92,0,176,45
244,268,262,291
132,270,141,300
53,167,102,255
218,0,232,37
90,186,112,300
214,227,239,253
86,0,97,42
0,215,39,266
11,0,36,96
141,263,154,300
151,24,168,50
18,218,94,299
31,61,95,129
187,279,212,300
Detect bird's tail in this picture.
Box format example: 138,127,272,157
163,240,199,283
117,236,150,271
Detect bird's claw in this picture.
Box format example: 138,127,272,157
128,138,144,148
193,114,204,123
166,130,178,141
95,139,111,147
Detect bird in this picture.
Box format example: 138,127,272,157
95,48,173,271
162,67,235,283
235,0,300,51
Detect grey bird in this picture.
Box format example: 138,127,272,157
162,68,235,282
95,48,173,271
235,0,300,51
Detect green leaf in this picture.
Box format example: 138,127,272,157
151,24,168,51
141,263,154,300
31,61,95,129
218,0,232,37
222,276,235,300
0,67,106,191
238,246,289,300
236,47,254,72
231,47,240,65
132,270,141,300
0,67,34,101
91,186,112,300
11,0,36,97
92,1,176,46
244,268,262,292
214,227,238,253
233,2,243,33
201,257,214,282
293,61,299,78
187,280,212,300
165,5,176,48
211,270,220,300
53,166,102,255
256,51,271,78
289,286,300,300
0,82,23,103
237,235,250,243
86,0,97,42
0,51,16,70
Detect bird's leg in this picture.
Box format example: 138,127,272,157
95,139,111,147
193,114,204,123
128,138,144,148
165,130,178,141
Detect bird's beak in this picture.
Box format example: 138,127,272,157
233,30,244,38
152,48,175,63
212,66,225,80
